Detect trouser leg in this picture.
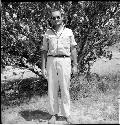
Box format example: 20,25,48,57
47,57,59,115
57,58,71,117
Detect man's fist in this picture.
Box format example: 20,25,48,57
72,65,78,75
42,69,48,79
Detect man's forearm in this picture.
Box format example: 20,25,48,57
42,50,47,70
71,47,77,65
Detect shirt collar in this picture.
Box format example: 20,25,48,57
50,24,65,35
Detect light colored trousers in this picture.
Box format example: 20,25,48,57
47,56,71,117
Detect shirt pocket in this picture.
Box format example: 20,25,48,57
48,36,57,50
60,36,70,49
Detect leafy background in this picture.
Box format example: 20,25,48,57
1,1,120,73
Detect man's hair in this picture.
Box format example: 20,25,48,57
50,8,64,17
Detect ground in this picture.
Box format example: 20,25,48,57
1,44,120,124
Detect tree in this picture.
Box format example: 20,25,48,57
1,1,120,75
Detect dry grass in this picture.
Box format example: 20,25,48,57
69,72,119,124
1,72,119,124
1,92,119,124
70,72,120,100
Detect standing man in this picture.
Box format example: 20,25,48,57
41,9,77,124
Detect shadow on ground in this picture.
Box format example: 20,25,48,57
19,110,67,122
20,110,51,121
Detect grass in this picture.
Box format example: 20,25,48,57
1,71,119,124
69,72,119,123
1,76,48,109
70,73,120,100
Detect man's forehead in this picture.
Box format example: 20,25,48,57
52,11,61,16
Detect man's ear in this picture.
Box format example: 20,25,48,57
61,13,68,25
47,19,52,28
61,16,64,21
61,13,64,20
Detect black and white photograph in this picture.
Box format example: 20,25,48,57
1,1,120,124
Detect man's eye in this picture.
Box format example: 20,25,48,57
51,16,61,20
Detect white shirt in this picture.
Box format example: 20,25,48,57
42,26,77,56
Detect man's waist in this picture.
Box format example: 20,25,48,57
48,55,70,57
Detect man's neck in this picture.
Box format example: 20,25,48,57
53,23,64,33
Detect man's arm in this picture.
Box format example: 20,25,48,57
71,46,77,66
71,46,78,75
42,50,48,79
42,50,47,71
42,33,48,71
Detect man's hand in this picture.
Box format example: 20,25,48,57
42,68,48,79
72,64,78,75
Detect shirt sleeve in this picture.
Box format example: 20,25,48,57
41,34,48,51
70,30,77,47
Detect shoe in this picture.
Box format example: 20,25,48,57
48,115,56,124
66,116,74,124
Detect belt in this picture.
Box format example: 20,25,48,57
48,55,70,57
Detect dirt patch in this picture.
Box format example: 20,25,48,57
91,48,120,76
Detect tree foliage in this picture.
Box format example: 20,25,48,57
1,1,120,74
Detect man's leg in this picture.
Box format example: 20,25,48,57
57,58,71,118
58,58,74,124
47,57,59,119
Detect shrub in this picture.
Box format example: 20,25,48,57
1,76,48,107
70,73,120,100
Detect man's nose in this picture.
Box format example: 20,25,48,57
55,18,59,21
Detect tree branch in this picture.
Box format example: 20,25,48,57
21,57,42,77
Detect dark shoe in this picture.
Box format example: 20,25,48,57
48,115,57,124
66,116,74,124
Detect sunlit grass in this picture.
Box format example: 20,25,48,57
69,72,119,123
1,71,119,124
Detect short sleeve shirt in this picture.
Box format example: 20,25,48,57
42,26,77,56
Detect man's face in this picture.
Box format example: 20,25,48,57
51,11,63,26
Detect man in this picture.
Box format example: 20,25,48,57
41,9,77,124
